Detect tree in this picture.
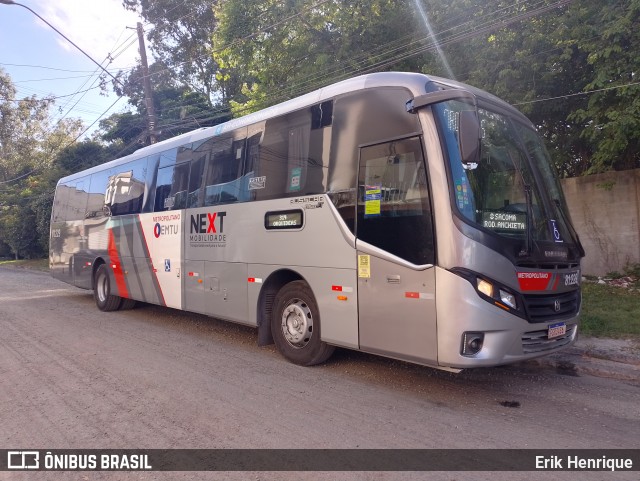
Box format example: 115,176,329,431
0,69,54,182
122,0,227,104
567,0,640,173
102,79,222,151
0,69,86,258
0,201,38,259
414,0,640,176
99,111,147,154
213,0,422,115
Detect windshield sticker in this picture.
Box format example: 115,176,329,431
364,186,382,217
455,176,471,209
358,255,371,278
163,196,175,210
289,167,302,192
248,176,266,190
482,211,526,231
549,219,563,243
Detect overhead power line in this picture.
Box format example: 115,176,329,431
513,80,640,106
0,0,124,88
0,85,102,102
143,0,575,132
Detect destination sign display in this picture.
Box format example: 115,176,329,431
481,210,527,231
265,210,304,230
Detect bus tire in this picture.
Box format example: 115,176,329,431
271,280,335,366
119,298,137,310
93,264,122,312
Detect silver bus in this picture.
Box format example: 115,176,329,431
50,72,584,371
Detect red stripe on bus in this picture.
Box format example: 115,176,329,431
137,214,166,306
108,228,129,299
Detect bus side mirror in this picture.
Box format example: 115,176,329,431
459,110,481,164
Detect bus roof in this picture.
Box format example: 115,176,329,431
57,71,528,184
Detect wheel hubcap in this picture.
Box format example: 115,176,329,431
281,299,313,349
97,272,107,302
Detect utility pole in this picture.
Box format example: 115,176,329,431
136,22,158,144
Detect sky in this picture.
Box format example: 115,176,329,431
0,0,149,138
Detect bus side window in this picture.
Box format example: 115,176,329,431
254,116,288,200
154,146,192,212
187,155,205,208
86,170,111,218
287,124,310,194
67,178,89,221
107,157,148,216
253,109,326,200
154,163,190,211
52,183,71,223
201,136,246,206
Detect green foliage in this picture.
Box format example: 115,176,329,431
99,111,147,154
0,68,98,259
0,258,49,271
107,61,229,148
122,0,224,103
211,0,640,175
111,0,640,177
0,69,54,183
470,0,640,176
0,197,39,259
580,283,640,338
213,0,422,113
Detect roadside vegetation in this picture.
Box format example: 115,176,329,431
580,283,640,339
580,264,640,339
0,258,49,272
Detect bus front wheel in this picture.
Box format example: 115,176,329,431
271,281,335,366
94,264,123,312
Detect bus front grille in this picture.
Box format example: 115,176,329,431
522,324,576,354
522,289,581,323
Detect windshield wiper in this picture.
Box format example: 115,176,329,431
553,198,586,257
507,150,534,257
519,184,533,257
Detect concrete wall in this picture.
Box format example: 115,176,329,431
561,169,640,276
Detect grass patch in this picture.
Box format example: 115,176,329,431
0,258,49,271
580,283,640,338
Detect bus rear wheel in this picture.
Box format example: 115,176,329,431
271,281,335,366
93,264,123,312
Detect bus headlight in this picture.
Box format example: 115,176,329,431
477,278,494,297
451,268,525,319
499,289,517,309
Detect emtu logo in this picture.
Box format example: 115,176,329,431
190,212,227,234
154,222,179,238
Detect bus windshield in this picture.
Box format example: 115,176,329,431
435,100,579,252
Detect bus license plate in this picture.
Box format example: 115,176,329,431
548,322,566,339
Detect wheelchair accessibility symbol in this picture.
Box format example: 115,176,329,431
165,259,171,272
549,219,562,243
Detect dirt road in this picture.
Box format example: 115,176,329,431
1,268,638,480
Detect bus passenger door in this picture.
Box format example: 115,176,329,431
356,137,438,365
